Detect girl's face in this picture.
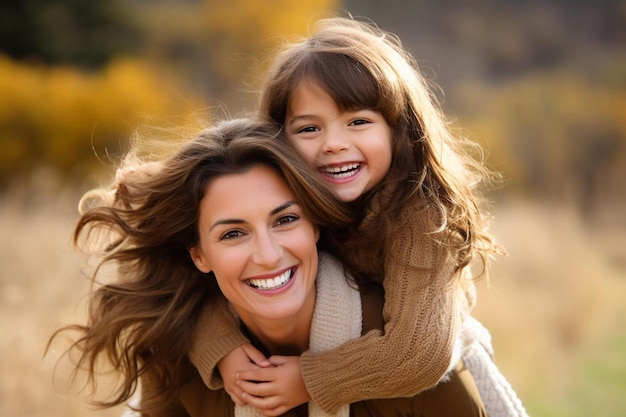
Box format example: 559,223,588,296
285,79,393,202
189,165,319,329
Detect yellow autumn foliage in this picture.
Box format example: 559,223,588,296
0,55,206,184
461,69,626,203
201,0,337,82
203,0,336,43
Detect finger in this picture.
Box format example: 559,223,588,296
237,367,279,383
230,393,247,406
242,392,283,414
235,363,262,373
225,387,247,406
266,355,289,366
241,345,271,367
238,380,276,398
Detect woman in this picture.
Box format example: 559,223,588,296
49,117,485,416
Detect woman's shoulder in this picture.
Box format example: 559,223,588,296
176,373,234,416
359,282,385,334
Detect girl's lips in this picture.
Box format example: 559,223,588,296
318,162,362,181
245,268,295,292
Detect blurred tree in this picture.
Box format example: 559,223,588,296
130,0,338,110
199,0,338,106
0,0,142,69
464,69,626,217
0,55,206,187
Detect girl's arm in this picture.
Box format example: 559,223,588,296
188,295,255,389
299,206,465,414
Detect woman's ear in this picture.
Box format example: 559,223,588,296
188,246,211,273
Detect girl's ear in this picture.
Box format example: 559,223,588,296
314,225,320,243
188,246,211,273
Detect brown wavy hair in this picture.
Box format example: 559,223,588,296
260,17,504,281
47,117,350,409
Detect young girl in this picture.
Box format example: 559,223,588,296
188,17,527,417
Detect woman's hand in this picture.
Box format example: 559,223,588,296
217,343,271,405
236,356,311,416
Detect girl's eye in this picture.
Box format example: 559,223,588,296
296,126,319,134
220,230,244,241
276,214,300,226
349,119,370,126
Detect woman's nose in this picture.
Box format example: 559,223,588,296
251,233,282,266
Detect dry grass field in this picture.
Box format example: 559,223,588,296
1,183,625,417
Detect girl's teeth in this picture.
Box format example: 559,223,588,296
321,163,360,178
247,270,292,290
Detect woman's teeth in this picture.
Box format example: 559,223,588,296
247,269,293,290
321,163,360,179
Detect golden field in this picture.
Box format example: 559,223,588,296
1,182,625,417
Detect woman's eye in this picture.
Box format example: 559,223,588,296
276,214,299,226
220,230,244,241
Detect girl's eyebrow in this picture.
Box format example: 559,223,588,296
208,201,298,231
287,115,315,125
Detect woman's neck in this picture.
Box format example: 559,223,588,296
250,319,311,355
235,290,316,356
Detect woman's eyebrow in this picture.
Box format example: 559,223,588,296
208,201,298,231
209,218,244,232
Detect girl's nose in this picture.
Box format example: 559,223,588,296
251,233,282,266
322,131,349,153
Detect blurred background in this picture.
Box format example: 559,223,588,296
1,0,624,416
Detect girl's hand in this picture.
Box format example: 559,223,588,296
236,356,310,416
217,343,271,406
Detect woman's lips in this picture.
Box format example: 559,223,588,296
246,268,294,291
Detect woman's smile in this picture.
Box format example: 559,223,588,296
245,267,296,292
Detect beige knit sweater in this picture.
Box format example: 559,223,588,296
235,253,361,417
189,189,466,415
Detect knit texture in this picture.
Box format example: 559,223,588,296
235,253,361,417
122,255,529,416
300,187,465,414
461,317,530,417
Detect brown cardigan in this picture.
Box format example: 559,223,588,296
189,189,469,414
139,267,484,416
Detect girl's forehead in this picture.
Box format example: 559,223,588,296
290,69,378,111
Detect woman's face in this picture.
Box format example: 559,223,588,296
190,165,319,327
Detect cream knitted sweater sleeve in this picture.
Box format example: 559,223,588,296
300,205,465,414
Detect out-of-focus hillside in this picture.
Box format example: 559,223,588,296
473,199,626,416
1,0,625,416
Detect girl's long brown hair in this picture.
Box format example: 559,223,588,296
47,117,350,409
260,17,504,282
